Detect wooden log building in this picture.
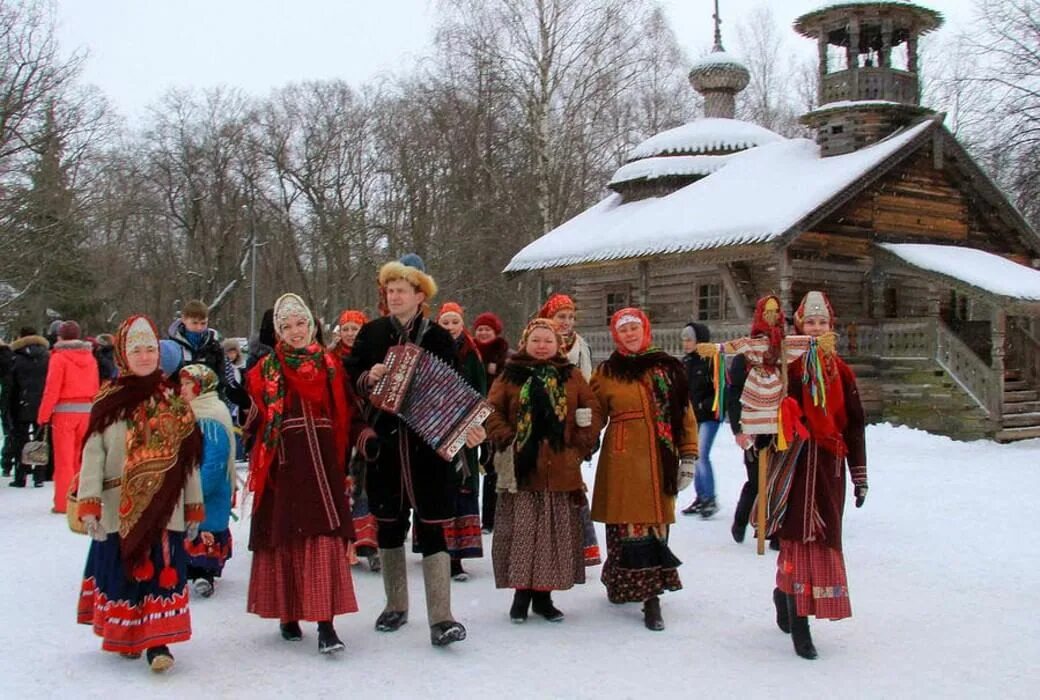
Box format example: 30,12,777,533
505,1,1040,441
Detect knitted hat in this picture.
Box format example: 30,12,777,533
538,293,575,320
95,333,115,348
473,311,504,335
159,339,182,377
378,254,437,299
58,320,81,340
273,293,315,342
610,307,652,355
437,301,465,323
794,290,835,333
682,322,710,343
337,309,369,328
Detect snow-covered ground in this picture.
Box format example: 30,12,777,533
1,423,1037,699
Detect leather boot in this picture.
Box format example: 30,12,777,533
786,594,818,659
423,552,466,646
374,547,409,632
317,620,345,655
642,596,665,631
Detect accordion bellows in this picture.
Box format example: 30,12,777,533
371,343,494,461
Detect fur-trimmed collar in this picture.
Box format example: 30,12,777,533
11,335,49,352
502,353,573,385
598,349,683,382
53,339,93,351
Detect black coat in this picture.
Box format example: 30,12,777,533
347,315,459,522
9,336,50,423
93,345,117,382
167,322,227,381
684,352,717,424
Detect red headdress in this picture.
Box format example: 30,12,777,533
750,295,786,367
538,293,575,321
337,309,369,328
610,307,653,355
793,291,835,333
437,301,465,322
473,311,504,336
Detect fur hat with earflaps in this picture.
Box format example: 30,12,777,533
378,253,437,299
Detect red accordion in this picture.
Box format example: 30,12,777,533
370,343,494,461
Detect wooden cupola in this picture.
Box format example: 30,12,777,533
795,1,943,156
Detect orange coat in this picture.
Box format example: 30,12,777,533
485,362,603,492
590,368,698,525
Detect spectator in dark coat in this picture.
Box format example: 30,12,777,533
680,322,720,519
0,339,15,477
92,334,118,383
8,327,50,487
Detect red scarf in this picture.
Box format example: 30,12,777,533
247,341,351,506
799,354,848,459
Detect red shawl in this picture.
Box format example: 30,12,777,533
246,341,351,507
799,354,848,460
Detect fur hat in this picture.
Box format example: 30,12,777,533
273,293,316,342
378,254,437,299
473,311,504,336
221,338,241,353
538,293,575,320
58,320,81,340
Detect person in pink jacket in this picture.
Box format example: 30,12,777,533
38,321,100,513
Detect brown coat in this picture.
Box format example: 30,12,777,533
590,366,698,525
485,358,603,493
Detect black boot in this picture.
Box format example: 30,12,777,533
509,589,532,623
279,621,303,641
531,591,564,622
450,558,469,582
146,645,174,673
699,497,718,519
773,588,790,633
642,596,664,631
730,521,746,543
430,620,467,646
786,594,817,659
317,621,345,655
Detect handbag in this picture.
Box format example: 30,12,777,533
20,425,50,466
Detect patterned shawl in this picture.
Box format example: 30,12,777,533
502,354,572,486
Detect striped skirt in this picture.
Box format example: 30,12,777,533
248,535,358,621
776,539,852,620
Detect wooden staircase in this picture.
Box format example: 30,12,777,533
996,368,1040,442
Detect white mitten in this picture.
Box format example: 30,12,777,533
83,515,107,542
678,457,696,492
575,408,593,428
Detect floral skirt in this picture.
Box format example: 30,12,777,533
185,529,233,578
601,524,682,604
776,539,852,620
492,491,586,591
77,531,192,654
248,535,358,621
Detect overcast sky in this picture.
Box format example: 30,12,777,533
55,0,977,122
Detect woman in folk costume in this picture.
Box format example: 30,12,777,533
486,319,603,622
539,293,600,566
769,291,867,660
472,311,511,533
75,315,204,673
590,308,698,631
331,308,381,573
539,293,592,381
433,302,487,581
178,365,236,599
244,293,357,655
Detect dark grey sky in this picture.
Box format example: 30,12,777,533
55,0,975,121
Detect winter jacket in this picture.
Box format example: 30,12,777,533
93,344,117,383
37,340,100,424
198,417,234,532
485,356,602,493
167,321,227,384
684,352,717,424
590,355,698,526
0,342,12,427
9,335,50,423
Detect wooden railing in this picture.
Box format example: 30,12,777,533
935,319,1001,416
1007,321,1040,387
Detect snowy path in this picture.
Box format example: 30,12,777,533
0,424,1037,699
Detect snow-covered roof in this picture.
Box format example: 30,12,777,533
627,118,784,160
879,243,1040,301
609,154,732,187
504,118,937,273
810,100,909,114
689,50,748,72
795,2,944,37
